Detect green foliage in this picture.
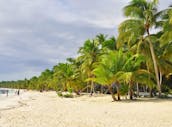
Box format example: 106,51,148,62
117,19,145,48
57,91,73,98
67,87,73,94
63,93,74,98
120,84,129,96
57,91,63,97
93,50,127,86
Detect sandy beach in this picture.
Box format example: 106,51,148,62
0,91,172,127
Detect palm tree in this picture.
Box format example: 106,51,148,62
118,0,162,96
67,58,87,95
93,49,149,100
96,34,108,44
38,69,53,91
53,63,74,92
159,7,172,46
136,36,157,96
156,42,172,87
148,7,172,90
116,53,154,99
53,60,85,95
78,39,101,95
28,76,38,90
158,8,172,91
92,50,126,101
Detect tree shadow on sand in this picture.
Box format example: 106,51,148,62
116,97,172,103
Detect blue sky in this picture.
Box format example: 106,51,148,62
0,0,171,81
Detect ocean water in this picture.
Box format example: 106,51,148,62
0,88,16,98
0,88,22,110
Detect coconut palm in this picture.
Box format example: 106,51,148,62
118,0,162,96
67,58,87,94
55,63,73,91
158,6,172,46
92,50,126,101
53,59,85,95
156,42,172,86
78,39,101,95
102,37,117,51
116,53,155,99
93,49,150,100
96,34,108,44
28,76,39,90
53,63,73,91
37,69,53,91
157,7,172,87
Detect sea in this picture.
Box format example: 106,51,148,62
0,88,22,110
0,88,17,98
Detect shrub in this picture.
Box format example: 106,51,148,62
67,88,73,94
57,91,74,98
57,91,63,97
63,93,73,98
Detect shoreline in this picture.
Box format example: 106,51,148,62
0,90,28,111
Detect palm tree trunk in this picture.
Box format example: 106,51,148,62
101,85,103,94
159,71,162,86
147,29,161,96
115,83,121,101
108,86,116,101
149,88,153,97
81,86,89,92
87,82,89,93
143,86,146,93
90,80,94,96
74,90,80,95
129,83,133,100
129,89,133,100
92,83,95,93
136,83,139,97
148,40,161,96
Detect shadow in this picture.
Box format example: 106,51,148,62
114,97,172,103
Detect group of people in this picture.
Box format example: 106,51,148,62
6,89,20,97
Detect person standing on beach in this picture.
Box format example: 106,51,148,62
17,89,20,96
6,90,8,97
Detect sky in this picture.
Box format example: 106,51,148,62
0,0,171,81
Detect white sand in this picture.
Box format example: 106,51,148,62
0,91,172,127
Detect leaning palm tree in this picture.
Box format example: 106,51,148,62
157,7,172,85
118,0,162,96
156,42,172,86
136,36,157,95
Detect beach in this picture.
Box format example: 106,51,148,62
0,91,172,127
